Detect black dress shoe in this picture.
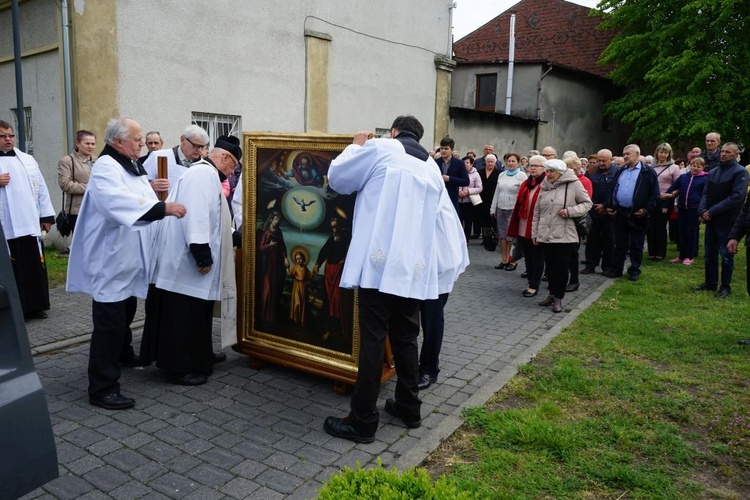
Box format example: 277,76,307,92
494,262,507,270
628,274,639,282
384,398,422,428
565,283,579,292
417,373,437,391
541,274,548,282
715,288,731,299
24,310,48,320
89,392,135,410
213,352,227,363
167,372,208,386
580,267,595,275
324,416,375,443
522,289,538,298
692,283,716,292
738,339,750,345
521,270,528,278
118,354,142,367
602,270,622,278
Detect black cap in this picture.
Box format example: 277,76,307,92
215,135,242,162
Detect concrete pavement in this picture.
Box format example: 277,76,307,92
20,240,610,499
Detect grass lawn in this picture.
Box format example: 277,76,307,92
45,247,68,288
425,240,750,498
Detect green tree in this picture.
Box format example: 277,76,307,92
598,0,750,149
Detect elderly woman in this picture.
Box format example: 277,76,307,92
491,153,527,269
646,142,681,261
508,155,547,297
532,159,592,313
477,153,501,241
561,152,593,291
457,155,483,242
57,130,96,245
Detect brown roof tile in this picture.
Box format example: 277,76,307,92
454,0,614,78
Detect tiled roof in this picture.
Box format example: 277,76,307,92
453,0,614,78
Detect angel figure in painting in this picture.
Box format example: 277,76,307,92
286,249,314,326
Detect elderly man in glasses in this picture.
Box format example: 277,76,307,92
142,124,210,195
0,119,55,321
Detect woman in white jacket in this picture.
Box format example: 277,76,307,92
457,155,483,242
490,153,527,270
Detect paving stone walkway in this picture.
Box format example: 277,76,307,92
20,240,610,499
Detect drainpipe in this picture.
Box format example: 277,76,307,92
532,65,553,150
504,14,515,115
448,2,457,56
61,0,74,152
11,0,26,152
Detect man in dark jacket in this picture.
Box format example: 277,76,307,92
694,142,749,298
435,136,469,212
728,188,750,344
605,144,660,281
583,148,621,275
700,132,721,172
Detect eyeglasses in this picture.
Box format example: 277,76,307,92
184,136,208,150
528,163,544,167
0,134,15,139
224,152,239,166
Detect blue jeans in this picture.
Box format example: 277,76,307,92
704,224,734,290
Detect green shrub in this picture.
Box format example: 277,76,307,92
317,459,475,499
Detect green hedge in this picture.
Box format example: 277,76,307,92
317,460,474,499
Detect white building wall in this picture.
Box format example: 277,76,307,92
115,0,450,147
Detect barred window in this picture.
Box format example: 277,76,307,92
191,112,241,146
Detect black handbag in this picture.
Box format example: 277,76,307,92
564,183,589,238
483,227,499,251
56,154,76,237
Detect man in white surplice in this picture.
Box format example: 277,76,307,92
323,115,469,443
139,135,240,387
67,117,187,410
142,124,210,195
0,119,55,320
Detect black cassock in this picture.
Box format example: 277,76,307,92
8,235,50,315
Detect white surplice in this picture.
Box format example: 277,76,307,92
0,149,55,240
66,154,160,302
328,138,469,300
150,160,236,347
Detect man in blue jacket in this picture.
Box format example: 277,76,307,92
694,142,749,298
605,144,660,281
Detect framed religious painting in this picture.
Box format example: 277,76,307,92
234,132,395,393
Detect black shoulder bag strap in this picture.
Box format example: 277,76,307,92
65,154,76,215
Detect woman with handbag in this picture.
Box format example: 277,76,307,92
507,155,547,298
457,155,483,242
532,159,592,313
57,130,96,250
490,152,527,270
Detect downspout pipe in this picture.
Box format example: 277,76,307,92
61,0,74,152
448,2,457,56
533,65,553,150
504,14,515,115
11,0,26,152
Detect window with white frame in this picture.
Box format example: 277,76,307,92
11,107,32,154
191,112,241,147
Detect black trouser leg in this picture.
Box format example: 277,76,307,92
418,293,449,378
88,298,135,398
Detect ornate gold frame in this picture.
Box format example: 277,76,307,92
234,132,395,391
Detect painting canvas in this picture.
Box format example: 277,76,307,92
235,132,383,386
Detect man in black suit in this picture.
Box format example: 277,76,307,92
435,136,469,211
418,136,468,390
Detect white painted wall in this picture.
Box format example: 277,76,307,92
115,0,451,148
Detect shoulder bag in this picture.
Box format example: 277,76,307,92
564,182,589,238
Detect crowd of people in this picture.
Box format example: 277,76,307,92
4,113,750,441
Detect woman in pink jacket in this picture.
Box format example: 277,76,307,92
457,155,483,242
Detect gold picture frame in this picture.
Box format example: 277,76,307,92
234,132,395,392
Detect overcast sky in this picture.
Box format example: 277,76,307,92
453,0,601,40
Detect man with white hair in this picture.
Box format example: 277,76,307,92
701,132,721,172
142,124,210,195
604,144,659,281
67,117,187,410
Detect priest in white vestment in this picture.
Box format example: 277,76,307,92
67,117,187,410
139,136,241,386
142,124,209,195
323,115,469,443
0,119,55,320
